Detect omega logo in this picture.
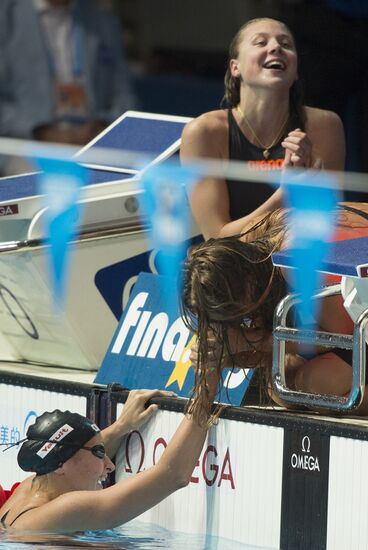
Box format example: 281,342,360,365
301,435,311,453
124,430,235,489
291,434,320,473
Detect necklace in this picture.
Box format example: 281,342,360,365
236,105,289,159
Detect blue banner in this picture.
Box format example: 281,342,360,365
284,171,341,326
95,272,252,405
35,158,87,306
140,163,197,301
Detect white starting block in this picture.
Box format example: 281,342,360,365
0,111,191,241
272,236,368,412
0,111,192,372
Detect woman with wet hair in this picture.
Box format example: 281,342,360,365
182,204,368,424
0,382,219,532
180,18,345,240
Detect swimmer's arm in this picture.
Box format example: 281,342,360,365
17,375,219,531
101,389,175,458
219,188,284,238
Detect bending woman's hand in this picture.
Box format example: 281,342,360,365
189,331,232,372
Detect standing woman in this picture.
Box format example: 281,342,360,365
180,18,345,240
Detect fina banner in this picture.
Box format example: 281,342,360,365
95,272,252,404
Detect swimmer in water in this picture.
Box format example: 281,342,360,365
0,378,219,532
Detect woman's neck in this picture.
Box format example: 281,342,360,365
236,88,290,146
32,473,71,500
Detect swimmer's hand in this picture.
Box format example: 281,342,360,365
116,389,177,433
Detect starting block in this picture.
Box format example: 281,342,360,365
272,236,368,413
0,111,192,371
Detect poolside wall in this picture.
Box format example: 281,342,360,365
1,371,368,549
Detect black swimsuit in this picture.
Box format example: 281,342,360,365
226,109,285,220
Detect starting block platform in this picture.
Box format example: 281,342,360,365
0,111,193,373
272,237,368,412
273,235,368,278
0,111,191,239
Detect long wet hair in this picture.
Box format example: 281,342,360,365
222,17,306,132
181,210,288,425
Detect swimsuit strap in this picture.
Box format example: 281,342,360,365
339,204,368,221
0,506,39,528
0,509,9,528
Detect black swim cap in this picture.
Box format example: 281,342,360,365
17,410,100,475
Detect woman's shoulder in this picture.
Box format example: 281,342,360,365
304,106,345,170
181,109,228,158
304,106,344,132
182,109,228,139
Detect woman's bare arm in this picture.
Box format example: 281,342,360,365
14,376,219,532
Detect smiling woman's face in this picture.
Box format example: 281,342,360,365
62,434,115,491
230,19,298,92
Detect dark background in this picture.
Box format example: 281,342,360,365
109,0,368,175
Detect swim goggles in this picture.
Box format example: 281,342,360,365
2,439,106,459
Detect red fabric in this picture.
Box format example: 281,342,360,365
0,485,6,508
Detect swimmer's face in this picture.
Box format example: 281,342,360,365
59,434,115,491
230,19,298,92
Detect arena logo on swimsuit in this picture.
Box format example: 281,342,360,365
37,424,74,459
247,159,284,170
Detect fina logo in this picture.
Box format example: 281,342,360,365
111,291,190,361
291,435,320,472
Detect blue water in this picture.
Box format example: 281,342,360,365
0,520,274,549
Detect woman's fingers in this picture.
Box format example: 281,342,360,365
136,389,177,399
119,388,179,431
139,403,160,421
282,129,313,167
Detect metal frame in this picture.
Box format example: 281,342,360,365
272,283,368,412
0,220,148,255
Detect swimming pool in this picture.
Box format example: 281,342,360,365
0,520,274,549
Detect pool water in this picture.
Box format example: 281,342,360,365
0,520,275,549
